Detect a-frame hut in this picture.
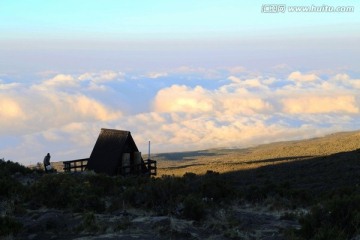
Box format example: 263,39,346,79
85,128,156,176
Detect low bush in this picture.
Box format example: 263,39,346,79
201,171,233,201
183,194,206,221
30,174,79,209
0,216,22,236
298,195,360,239
115,217,132,231
0,158,32,175
80,212,99,233
0,175,25,198
29,174,108,212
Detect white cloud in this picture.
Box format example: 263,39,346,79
0,81,20,90
0,97,26,120
60,122,100,147
331,73,360,89
288,71,319,82
172,66,221,78
221,96,273,115
32,92,122,126
78,71,124,83
153,82,272,115
228,76,266,88
72,95,121,121
43,74,77,87
77,71,124,91
282,95,359,114
42,130,62,142
0,85,122,136
1,134,45,165
134,112,166,124
271,64,293,71
228,76,241,83
87,82,107,91
332,73,350,82
153,85,214,113
146,72,168,79
226,66,246,74
0,97,29,134
31,74,78,91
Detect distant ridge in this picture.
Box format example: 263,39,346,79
155,130,360,176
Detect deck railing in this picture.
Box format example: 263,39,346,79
63,158,89,172
121,159,157,176
146,159,157,176
63,158,156,176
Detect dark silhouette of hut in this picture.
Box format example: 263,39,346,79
63,128,156,176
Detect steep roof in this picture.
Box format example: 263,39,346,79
86,128,139,175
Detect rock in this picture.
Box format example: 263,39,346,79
132,216,170,228
27,234,37,240
21,210,77,234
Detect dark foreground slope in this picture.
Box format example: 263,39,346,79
225,148,360,201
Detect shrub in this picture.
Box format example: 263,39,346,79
30,174,78,209
298,195,360,239
201,171,233,201
0,176,17,197
115,217,132,231
183,194,205,221
244,185,267,203
29,173,107,212
0,216,22,236
183,172,197,179
80,212,99,233
0,175,26,198
87,174,117,195
0,158,32,175
72,193,106,213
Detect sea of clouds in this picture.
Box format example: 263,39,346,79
1,66,359,165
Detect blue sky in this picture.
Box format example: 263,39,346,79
1,1,360,165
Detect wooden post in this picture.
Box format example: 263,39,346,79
122,153,130,175
134,152,142,173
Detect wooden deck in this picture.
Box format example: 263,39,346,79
63,158,89,172
120,159,157,176
146,159,157,176
63,158,157,176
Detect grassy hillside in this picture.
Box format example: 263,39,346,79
155,130,360,176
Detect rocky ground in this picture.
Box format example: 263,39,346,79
9,204,300,240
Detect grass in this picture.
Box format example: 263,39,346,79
156,130,360,176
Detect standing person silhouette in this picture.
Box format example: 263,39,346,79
43,153,51,173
